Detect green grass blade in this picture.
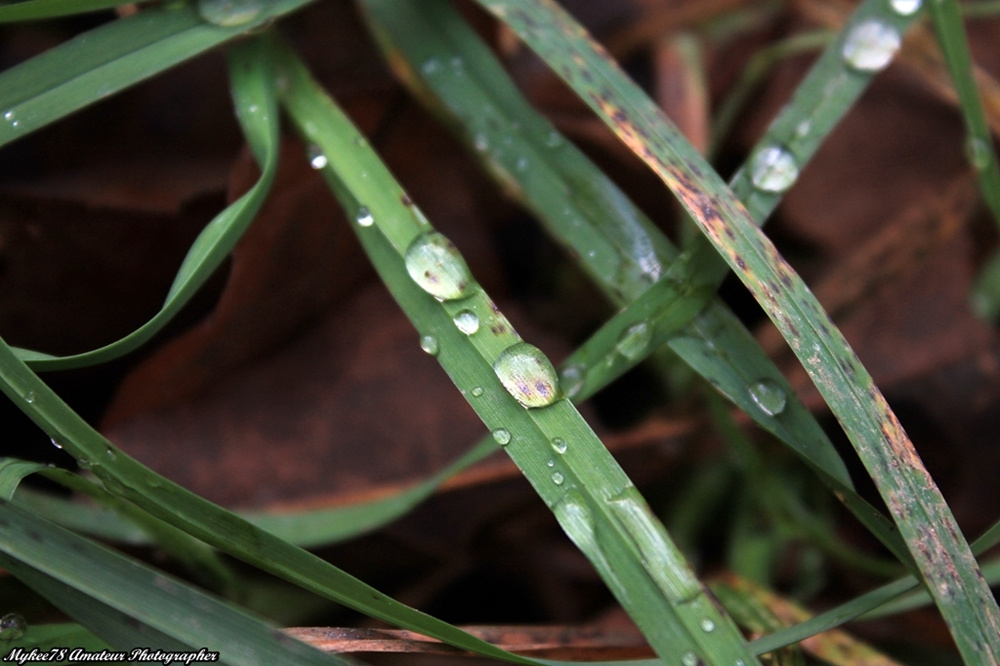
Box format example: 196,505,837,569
0,499,350,665
0,0,156,22
272,35,759,666
359,0,912,567
474,0,1000,660
7,623,110,656
9,13,288,370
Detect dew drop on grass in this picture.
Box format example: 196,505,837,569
841,19,901,72
681,651,702,666
197,0,263,27
700,618,715,633
551,471,565,486
355,206,374,227
471,386,484,397
453,310,480,335
749,378,787,416
493,342,561,408
559,364,585,400
544,131,563,148
474,133,489,152
24,391,34,404
306,144,327,170
551,437,568,454
0,613,26,642
420,335,439,356
492,428,511,445
404,232,476,301
890,0,922,15
50,438,63,450
422,58,442,75
750,146,799,193
616,321,652,362
3,110,18,129
106,446,117,460
965,136,993,171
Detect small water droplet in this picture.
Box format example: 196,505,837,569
749,378,787,416
794,119,811,139
681,651,701,666
750,145,799,193
546,459,555,468
471,386,484,397
78,458,92,469
890,0,922,15
450,55,464,69
453,310,480,335
544,131,563,148
515,156,529,171
404,232,476,301
700,618,715,632
354,135,368,147
50,438,63,450
0,613,26,641
551,471,565,485
421,58,441,75
420,335,439,356
841,19,901,72
3,110,13,122
966,136,993,171
474,133,489,152
492,428,511,445
551,437,567,454
355,206,374,227
734,660,746,666
197,0,263,27
105,446,117,460
559,364,585,400
24,391,34,404
616,321,653,362
306,144,327,170
494,342,561,408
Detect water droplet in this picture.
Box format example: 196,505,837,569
749,378,787,416
544,131,563,148
750,145,799,193
681,651,702,666
307,144,327,170
734,660,746,666
559,364,585,400
355,206,374,227
197,0,263,27
404,232,476,301
551,471,565,485
841,19,901,72
966,136,993,171
546,459,555,468
0,613,26,641
515,156,529,171
50,438,63,450
794,119,811,139
3,111,13,122
24,391,34,404
421,58,441,75
105,446,117,460
474,133,489,152
551,438,567,454
616,321,653,362
354,135,368,147
700,618,715,632
493,342,561,408
471,386,484,397
453,310,480,335
492,428,511,445
419,335,439,356
890,0,922,15
78,458,92,469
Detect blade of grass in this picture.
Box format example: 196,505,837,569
474,0,1000,660
271,34,761,666
0,0,156,21
0,499,350,665
359,0,911,567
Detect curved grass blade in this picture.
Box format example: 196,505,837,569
7,7,294,370
272,35,760,666
474,0,1000,660
0,499,349,665
0,0,156,22
359,0,911,566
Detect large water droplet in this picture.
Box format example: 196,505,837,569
749,378,787,416
419,335,439,356
0,613,26,641
492,428,512,445
890,0,922,15
306,144,327,170
404,232,476,301
841,19,901,72
750,146,799,193
197,0,263,27
494,342,561,408
966,136,993,171
559,364,585,400
355,206,374,227
551,438,568,454
616,321,653,362
453,310,480,335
